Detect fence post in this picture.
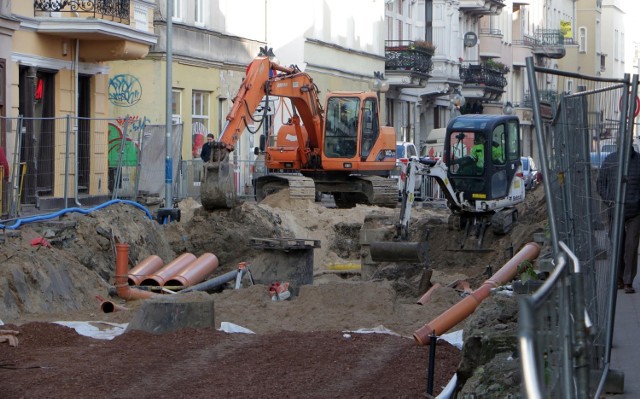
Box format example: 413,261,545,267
8,116,23,219
112,116,130,201
64,114,71,208
73,115,82,207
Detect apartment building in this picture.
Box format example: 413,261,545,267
3,0,157,209
2,0,387,206
4,0,626,210
384,0,625,165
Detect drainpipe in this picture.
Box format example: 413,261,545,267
74,38,82,206
413,242,541,345
96,295,127,313
140,252,197,287
164,253,219,287
115,243,158,300
127,255,165,286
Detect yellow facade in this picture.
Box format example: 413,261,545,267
107,59,256,161
5,1,156,204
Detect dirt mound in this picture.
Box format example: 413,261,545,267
0,185,549,397
0,203,175,320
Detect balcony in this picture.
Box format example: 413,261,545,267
459,0,505,16
34,0,130,24
521,90,559,119
478,28,503,58
512,35,536,67
384,40,434,88
31,0,156,61
531,29,573,59
459,63,508,101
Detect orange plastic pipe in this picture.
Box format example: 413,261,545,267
139,252,197,287
413,242,541,345
164,253,219,287
101,300,127,313
115,243,158,300
96,295,128,313
127,255,165,286
416,283,442,305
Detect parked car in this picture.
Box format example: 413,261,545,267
521,156,539,191
392,141,423,199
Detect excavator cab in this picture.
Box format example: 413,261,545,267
445,115,522,206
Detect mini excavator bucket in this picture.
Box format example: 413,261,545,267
200,148,237,210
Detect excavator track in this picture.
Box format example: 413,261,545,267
255,174,316,202
359,176,398,208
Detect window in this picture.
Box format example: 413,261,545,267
173,0,182,21
192,91,210,135
614,29,619,60
195,0,204,25
578,27,587,53
600,54,606,71
491,125,505,165
172,89,182,124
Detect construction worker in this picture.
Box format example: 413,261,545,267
470,134,486,171
200,133,215,162
492,141,504,164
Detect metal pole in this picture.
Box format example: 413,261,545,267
64,114,70,208
165,0,173,208
426,333,437,396
9,116,23,218
525,56,559,257
112,117,129,201
74,38,81,206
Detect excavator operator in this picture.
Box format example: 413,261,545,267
469,134,486,172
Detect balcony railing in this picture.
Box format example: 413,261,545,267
533,29,566,46
479,28,502,36
514,32,576,48
522,90,559,110
384,40,434,75
513,35,538,47
34,0,130,24
459,64,507,89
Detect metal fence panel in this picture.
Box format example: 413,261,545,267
521,58,634,398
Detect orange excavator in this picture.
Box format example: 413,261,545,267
200,53,398,210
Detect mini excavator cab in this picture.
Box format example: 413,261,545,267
445,115,521,205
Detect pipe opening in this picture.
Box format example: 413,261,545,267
101,301,115,313
140,278,162,287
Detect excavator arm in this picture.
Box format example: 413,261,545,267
201,55,325,210
398,157,522,250
217,56,324,168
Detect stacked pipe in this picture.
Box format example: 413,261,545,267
112,244,220,300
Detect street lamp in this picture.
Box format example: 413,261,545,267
371,71,389,103
450,89,465,117
503,101,514,115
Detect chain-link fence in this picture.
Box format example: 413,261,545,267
519,57,636,398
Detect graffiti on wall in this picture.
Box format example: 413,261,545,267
108,74,142,107
108,115,149,167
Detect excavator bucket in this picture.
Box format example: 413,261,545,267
200,154,237,210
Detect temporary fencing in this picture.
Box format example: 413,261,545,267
519,57,637,398
0,115,261,220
